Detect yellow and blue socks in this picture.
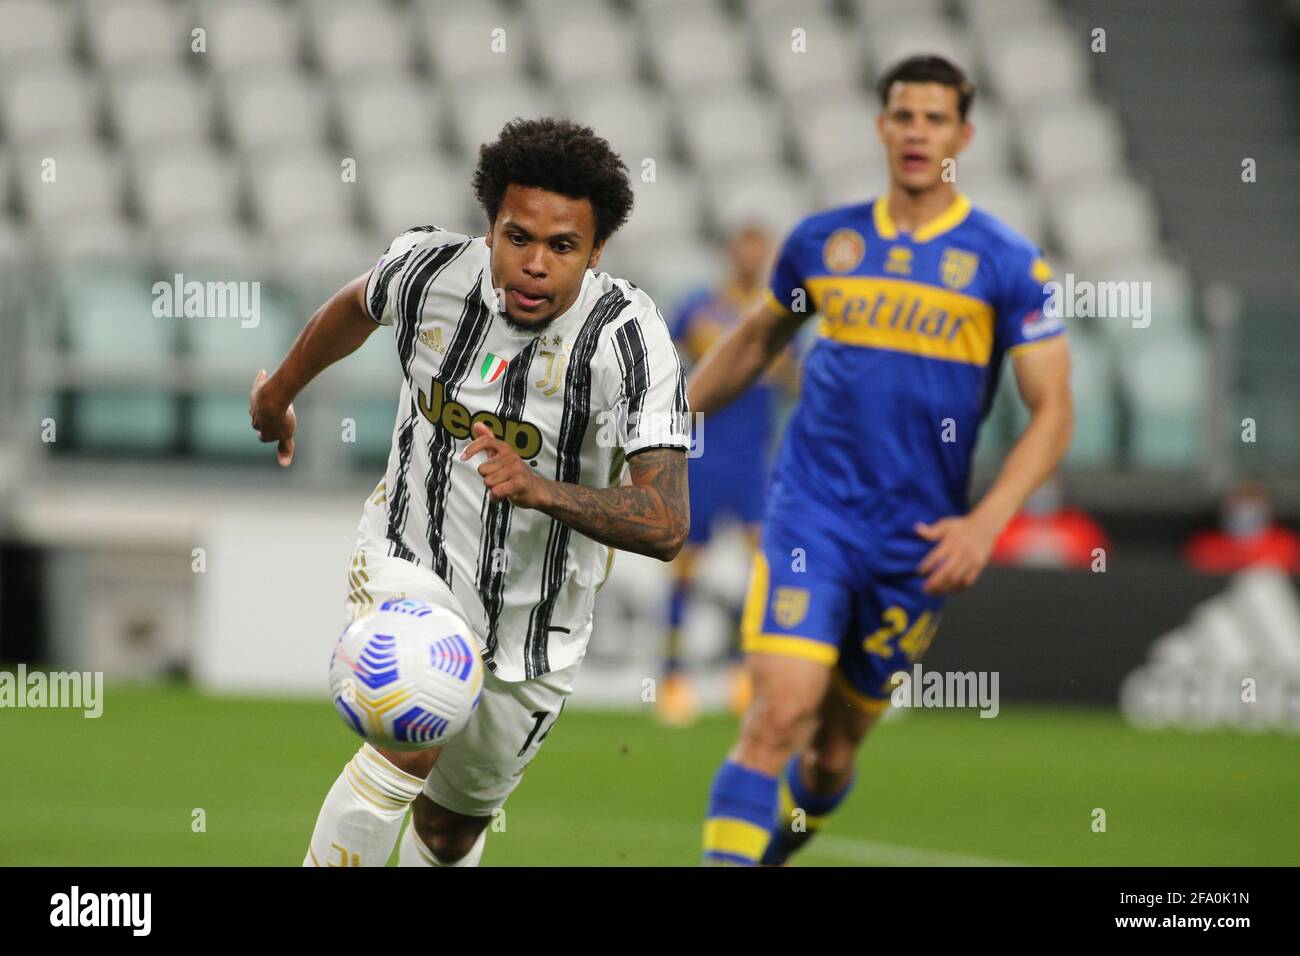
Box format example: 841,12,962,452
702,760,778,865
760,754,854,866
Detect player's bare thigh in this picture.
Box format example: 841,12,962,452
731,651,832,775
372,743,441,779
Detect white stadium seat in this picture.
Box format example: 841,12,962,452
645,12,751,95
196,0,302,75
82,0,187,70
418,0,527,82
963,175,1045,243
222,70,329,151
984,24,1089,111
706,163,815,237
335,74,440,159
677,85,786,175
618,161,705,244
562,83,674,167
17,145,122,225
247,148,357,237
532,6,639,90
0,0,75,68
108,69,215,150
133,148,240,229
444,78,557,156
1020,98,1125,189
1,67,97,146
750,11,863,100
788,88,877,177
360,152,477,240
1050,178,1160,264
867,17,975,78
305,0,414,80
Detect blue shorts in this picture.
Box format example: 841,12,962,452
739,513,945,713
687,458,766,544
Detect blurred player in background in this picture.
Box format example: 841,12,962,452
689,56,1075,865
249,119,691,867
657,224,797,727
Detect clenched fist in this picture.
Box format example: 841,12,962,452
249,368,297,467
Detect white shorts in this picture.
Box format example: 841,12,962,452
344,530,579,817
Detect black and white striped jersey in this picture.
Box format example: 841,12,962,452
357,226,691,682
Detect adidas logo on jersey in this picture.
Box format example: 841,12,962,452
417,377,543,459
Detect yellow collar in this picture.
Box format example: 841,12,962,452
873,192,971,243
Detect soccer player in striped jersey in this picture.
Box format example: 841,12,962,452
690,56,1075,865
249,119,691,867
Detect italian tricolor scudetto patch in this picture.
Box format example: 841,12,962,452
479,353,509,384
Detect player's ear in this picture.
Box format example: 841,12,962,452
587,238,605,271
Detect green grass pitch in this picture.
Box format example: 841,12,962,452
2,683,1297,866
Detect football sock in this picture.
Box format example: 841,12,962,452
701,760,778,865
303,743,425,867
759,754,854,866
664,577,690,672
398,821,486,867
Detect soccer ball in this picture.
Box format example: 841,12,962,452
328,597,484,750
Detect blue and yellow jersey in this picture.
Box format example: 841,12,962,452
672,282,778,469
764,192,1065,573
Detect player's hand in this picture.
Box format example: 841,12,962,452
915,514,999,596
249,368,297,467
460,422,552,509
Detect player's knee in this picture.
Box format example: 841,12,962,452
743,692,818,754
804,744,855,791
371,744,438,780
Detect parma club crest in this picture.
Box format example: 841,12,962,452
772,587,810,629
939,248,979,290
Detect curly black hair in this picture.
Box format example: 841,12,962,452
473,117,635,246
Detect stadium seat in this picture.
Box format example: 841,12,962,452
867,17,974,79
305,0,414,80
444,78,557,157
600,233,726,323
221,70,329,152
644,11,751,95
133,147,240,230
335,74,440,160
82,0,187,71
152,220,269,278
962,175,1044,243
677,86,786,175
814,157,890,210
1062,329,1119,467
1,66,97,146
706,164,815,237
954,0,1057,49
17,145,122,227
983,24,1089,110
1019,98,1125,190
0,0,75,69
849,0,947,31
195,0,302,75
1079,255,1198,341
617,161,705,245
246,148,357,238
1050,178,1160,265
185,282,297,457
787,88,876,177
57,264,179,451
1119,334,1209,468
360,152,477,241
749,10,863,100
37,215,147,264
562,83,674,167
270,225,376,306
531,4,639,91
418,0,527,82
957,102,1011,180
108,69,215,150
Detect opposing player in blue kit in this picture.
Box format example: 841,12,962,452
690,56,1075,865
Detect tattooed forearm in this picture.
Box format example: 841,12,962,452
538,447,689,561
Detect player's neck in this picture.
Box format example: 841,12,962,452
884,182,960,235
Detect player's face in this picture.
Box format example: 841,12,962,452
876,82,972,192
727,227,773,288
485,184,603,327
